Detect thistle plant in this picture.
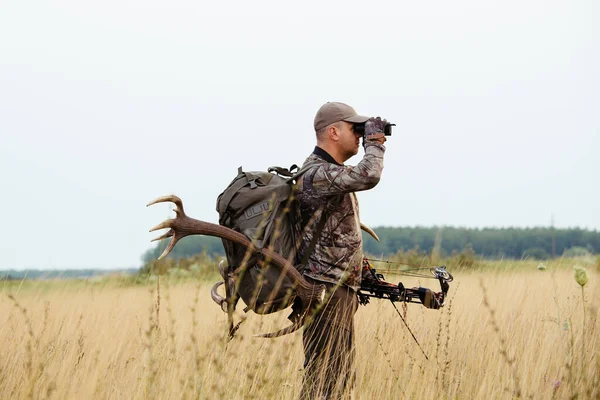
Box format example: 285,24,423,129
573,264,589,390
573,265,588,287
574,265,589,337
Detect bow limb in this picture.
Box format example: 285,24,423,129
436,273,451,307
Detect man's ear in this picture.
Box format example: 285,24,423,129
328,125,340,142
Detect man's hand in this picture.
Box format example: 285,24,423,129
364,117,387,145
364,135,386,145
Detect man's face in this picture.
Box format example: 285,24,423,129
336,121,362,161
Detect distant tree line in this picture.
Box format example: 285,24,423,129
142,226,599,263
361,226,598,260
141,236,225,264
0,268,139,280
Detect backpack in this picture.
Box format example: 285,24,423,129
214,164,319,317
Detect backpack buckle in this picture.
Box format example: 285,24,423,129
248,179,258,189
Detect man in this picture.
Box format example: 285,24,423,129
295,102,387,399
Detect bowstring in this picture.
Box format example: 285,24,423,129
365,258,440,279
380,270,437,279
365,258,441,269
389,300,429,361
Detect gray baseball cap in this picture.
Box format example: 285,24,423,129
314,102,370,131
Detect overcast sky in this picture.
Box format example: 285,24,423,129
1,0,598,269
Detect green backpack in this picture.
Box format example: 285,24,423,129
214,164,320,317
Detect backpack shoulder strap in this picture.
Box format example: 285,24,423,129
267,166,295,177
285,161,321,184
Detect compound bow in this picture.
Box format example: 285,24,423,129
357,257,454,360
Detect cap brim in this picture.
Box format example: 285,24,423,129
343,114,370,124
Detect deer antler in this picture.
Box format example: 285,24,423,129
147,194,325,338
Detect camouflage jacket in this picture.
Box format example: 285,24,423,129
295,141,386,290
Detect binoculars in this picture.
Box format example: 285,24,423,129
353,119,395,137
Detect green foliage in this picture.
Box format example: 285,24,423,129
384,245,429,267
141,226,600,264
522,247,549,260
368,242,480,272
562,246,590,258
457,243,476,267
0,269,138,281
361,226,600,260
141,235,224,264
140,251,221,282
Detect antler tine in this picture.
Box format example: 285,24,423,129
151,229,174,243
149,220,180,259
254,319,304,338
146,195,185,215
210,281,228,312
149,220,173,233
158,237,180,260
147,195,189,260
361,223,380,242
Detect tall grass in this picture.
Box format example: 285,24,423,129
0,261,598,399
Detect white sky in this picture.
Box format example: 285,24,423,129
1,0,598,269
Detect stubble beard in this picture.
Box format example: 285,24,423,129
345,143,359,161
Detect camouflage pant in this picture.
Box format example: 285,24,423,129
300,277,359,400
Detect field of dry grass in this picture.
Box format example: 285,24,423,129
1,259,598,399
